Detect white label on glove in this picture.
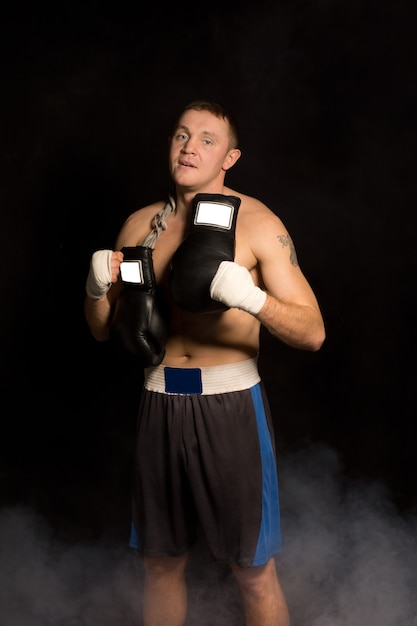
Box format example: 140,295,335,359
195,202,234,229
120,260,144,284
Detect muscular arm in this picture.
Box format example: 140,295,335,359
83,202,164,342
209,198,326,353
253,216,325,351
84,291,115,341
256,293,324,351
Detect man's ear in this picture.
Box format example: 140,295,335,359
223,148,242,171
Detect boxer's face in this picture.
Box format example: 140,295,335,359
169,109,241,192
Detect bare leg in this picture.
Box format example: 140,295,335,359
143,553,189,626
231,557,290,626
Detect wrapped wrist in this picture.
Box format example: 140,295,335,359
210,261,266,315
86,249,113,299
240,286,266,315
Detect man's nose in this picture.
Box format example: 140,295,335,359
182,139,196,153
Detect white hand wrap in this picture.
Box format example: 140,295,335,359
85,249,113,299
210,261,267,315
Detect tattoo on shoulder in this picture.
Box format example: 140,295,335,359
277,234,299,267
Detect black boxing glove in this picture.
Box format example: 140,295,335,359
110,246,168,367
169,193,241,314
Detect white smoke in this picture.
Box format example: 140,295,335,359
1,443,416,625
278,443,417,626
0,507,142,625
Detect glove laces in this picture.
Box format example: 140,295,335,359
141,196,176,248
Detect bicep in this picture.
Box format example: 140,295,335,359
255,224,320,308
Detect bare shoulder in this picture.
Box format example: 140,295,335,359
226,187,299,267
115,200,166,248
227,187,286,232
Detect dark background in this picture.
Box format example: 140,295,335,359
0,2,416,623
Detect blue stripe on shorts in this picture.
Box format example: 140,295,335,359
250,384,281,565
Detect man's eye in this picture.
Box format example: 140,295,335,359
177,133,188,140
203,139,213,145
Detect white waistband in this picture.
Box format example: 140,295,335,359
144,357,260,395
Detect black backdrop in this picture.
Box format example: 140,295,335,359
1,2,417,623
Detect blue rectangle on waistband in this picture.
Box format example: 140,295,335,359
164,367,203,395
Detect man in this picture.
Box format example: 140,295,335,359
84,99,325,626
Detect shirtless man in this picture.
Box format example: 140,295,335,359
84,99,325,626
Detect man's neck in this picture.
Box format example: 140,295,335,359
175,184,229,214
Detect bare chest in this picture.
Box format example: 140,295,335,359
151,215,256,284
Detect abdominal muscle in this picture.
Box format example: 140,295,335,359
161,305,261,368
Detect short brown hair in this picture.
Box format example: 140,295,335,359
173,99,240,149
